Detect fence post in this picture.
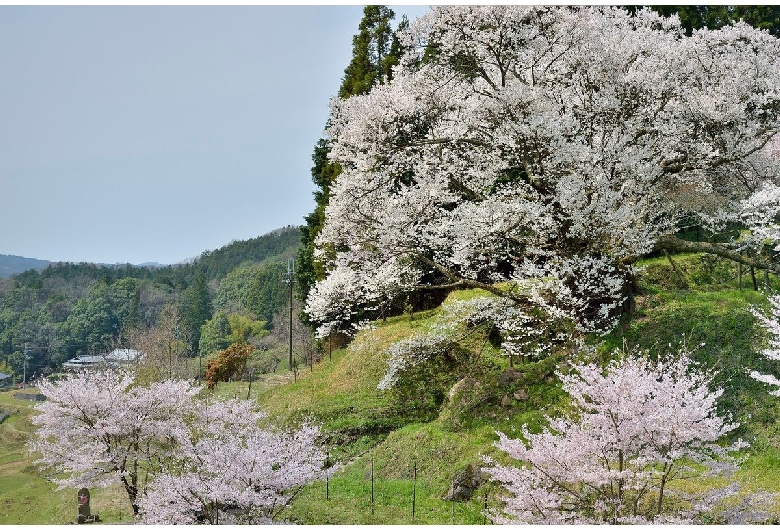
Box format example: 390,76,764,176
412,461,417,521
326,452,330,501
371,455,375,516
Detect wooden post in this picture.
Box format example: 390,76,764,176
412,461,417,521
371,455,375,515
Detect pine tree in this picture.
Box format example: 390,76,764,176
180,273,213,354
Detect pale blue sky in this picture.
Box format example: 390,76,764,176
0,5,429,265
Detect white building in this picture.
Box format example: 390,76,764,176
62,349,143,370
62,355,106,370
104,348,142,366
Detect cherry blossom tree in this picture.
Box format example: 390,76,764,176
484,350,747,524
307,6,780,345
32,370,199,515
32,370,332,523
136,398,330,524
749,293,780,395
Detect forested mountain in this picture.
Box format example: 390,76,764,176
0,254,50,279
0,226,301,381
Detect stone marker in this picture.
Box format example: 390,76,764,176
76,488,100,524
77,488,90,524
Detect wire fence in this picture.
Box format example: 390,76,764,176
301,453,497,525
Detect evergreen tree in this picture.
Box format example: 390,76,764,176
383,15,408,83
339,6,396,98
180,273,213,355
634,6,780,36
297,6,410,310
124,289,141,333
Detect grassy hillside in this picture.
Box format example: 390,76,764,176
246,252,780,524
2,252,780,523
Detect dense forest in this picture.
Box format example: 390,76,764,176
0,226,301,380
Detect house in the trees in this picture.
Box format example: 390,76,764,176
62,355,106,370
62,349,143,370
104,348,141,367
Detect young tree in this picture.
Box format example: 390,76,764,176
307,6,780,341
198,310,232,356
484,350,746,524
126,303,192,382
31,370,199,515
136,398,330,524
205,341,253,389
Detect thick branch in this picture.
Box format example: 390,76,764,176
413,253,529,303
655,235,780,273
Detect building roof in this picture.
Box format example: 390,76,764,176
104,348,141,362
0,372,11,380
62,355,106,369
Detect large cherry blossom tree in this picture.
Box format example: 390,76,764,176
306,6,780,343
484,350,748,524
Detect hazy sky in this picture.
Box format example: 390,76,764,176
0,5,430,265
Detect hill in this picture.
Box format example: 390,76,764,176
0,254,50,279
241,252,780,524
0,226,302,380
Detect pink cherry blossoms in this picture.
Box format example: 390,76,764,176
485,350,747,524
750,294,780,395
32,370,330,523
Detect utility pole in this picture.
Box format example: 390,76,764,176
284,258,294,372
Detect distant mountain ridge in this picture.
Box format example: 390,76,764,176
0,226,301,280
0,254,50,279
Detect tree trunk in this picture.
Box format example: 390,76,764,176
656,463,671,516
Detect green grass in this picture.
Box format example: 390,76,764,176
264,253,780,523
284,459,491,525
